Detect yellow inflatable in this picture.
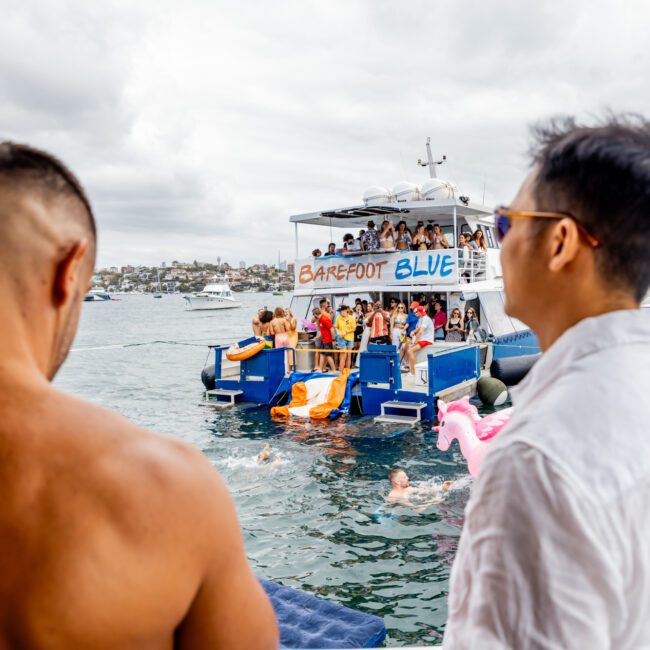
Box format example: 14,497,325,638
271,369,349,420
226,337,266,362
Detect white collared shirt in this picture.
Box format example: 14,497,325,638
444,309,650,649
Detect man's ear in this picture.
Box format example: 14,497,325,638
547,218,581,273
53,239,90,306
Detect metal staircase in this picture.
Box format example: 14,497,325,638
204,388,243,409
374,400,426,425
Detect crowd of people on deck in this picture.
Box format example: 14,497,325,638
312,219,489,257
252,296,485,376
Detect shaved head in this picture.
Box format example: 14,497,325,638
0,142,95,232
0,142,96,269
0,142,96,378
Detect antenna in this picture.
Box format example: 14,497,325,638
417,137,446,178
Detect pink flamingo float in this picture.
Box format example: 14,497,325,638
434,396,512,478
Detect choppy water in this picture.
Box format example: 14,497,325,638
56,293,476,647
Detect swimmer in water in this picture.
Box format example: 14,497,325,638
387,468,453,504
257,443,282,466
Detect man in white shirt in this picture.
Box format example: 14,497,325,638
444,115,650,648
403,306,435,374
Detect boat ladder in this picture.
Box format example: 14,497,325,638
204,388,243,409
374,400,426,425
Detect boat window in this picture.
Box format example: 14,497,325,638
289,296,312,321
484,226,497,249
440,225,454,244
347,292,373,307
479,291,519,336
290,295,335,321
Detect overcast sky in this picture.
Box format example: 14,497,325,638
2,0,648,268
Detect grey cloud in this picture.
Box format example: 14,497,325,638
1,0,649,267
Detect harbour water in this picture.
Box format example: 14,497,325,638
56,292,476,647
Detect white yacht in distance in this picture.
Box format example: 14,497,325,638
84,288,112,302
184,280,242,311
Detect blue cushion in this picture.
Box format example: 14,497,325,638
260,579,386,648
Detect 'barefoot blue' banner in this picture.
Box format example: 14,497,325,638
295,250,459,289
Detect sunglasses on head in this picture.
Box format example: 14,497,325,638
494,206,602,248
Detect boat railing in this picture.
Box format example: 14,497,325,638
458,249,487,283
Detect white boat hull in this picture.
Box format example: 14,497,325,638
184,296,242,311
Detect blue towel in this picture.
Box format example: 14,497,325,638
260,579,386,648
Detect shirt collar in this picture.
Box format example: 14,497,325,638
511,308,650,407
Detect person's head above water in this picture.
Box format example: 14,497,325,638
500,114,650,351
388,468,409,488
0,142,97,381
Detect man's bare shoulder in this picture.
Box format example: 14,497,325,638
35,386,236,549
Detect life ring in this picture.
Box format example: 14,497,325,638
226,337,266,361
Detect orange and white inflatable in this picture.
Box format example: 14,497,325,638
225,337,266,361
271,369,350,420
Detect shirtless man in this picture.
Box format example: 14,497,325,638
0,143,278,649
387,468,453,502
252,307,267,336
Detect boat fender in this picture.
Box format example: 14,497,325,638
477,377,508,407
201,365,216,391
490,353,541,386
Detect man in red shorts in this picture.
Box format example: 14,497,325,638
404,306,435,374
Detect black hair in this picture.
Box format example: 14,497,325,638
530,114,650,301
343,233,354,241
0,141,95,237
260,310,274,324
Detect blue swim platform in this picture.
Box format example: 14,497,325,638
261,579,386,649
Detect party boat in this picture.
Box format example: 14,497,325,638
203,140,539,422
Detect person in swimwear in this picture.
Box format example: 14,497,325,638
271,306,290,349
260,309,275,347
0,142,277,649
387,468,453,503
252,306,268,336
257,443,282,466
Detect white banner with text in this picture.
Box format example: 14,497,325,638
295,250,459,290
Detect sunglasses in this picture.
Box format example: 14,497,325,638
494,206,602,248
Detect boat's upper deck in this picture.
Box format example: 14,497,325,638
291,198,502,294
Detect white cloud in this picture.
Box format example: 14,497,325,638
1,0,649,267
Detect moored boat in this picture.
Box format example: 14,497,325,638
185,281,242,311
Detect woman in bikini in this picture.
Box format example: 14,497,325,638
271,307,291,348
395,220,412,251
390,302,408,351
285,308,298,369
411,224,430,250
379,220,396,251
